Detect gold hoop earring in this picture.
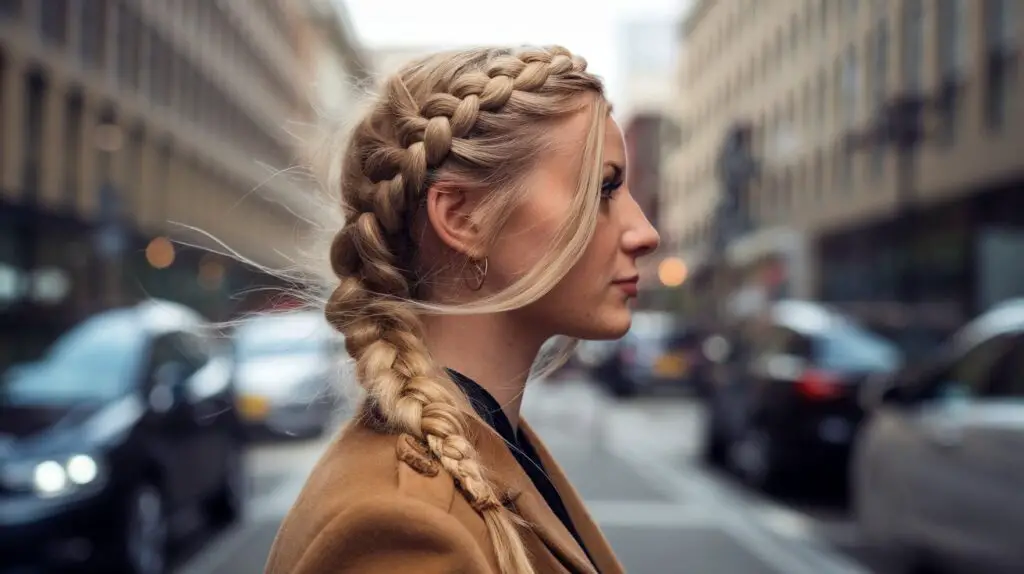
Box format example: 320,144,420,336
465,257,488,291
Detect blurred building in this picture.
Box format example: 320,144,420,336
665,0,1023,326
616,18,683,299
0,0,370,362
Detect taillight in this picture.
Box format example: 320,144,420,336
795,369,844,400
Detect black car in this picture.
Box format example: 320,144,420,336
701,300,902,492
0,300,245,574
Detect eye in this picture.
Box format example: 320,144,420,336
600,165,624,199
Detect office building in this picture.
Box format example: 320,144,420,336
0,0,370,361
664,0,1022,324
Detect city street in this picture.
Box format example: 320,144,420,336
174,377,877,574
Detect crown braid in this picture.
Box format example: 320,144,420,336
325,45,602,574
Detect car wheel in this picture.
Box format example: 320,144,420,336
122,484,168,574
206,447,246,527
730,425,787,494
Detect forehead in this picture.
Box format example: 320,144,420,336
543,106,626,169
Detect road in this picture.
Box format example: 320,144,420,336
174,377,880,574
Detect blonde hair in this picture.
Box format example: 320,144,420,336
324,45,606,574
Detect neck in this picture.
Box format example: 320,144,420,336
421,313,544,431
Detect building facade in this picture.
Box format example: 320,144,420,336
0,0,369,363
664,0,1022,326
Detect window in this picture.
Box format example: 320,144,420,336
115,2,141,91
833,58,844,121
937,0,968,77
814,326,901,373
762,326,814,359
986,339,1024,397
901,0,923,92
64,92,83,209
155,142,172,222
936,0,967,143
40,0,68,46
841,146,853,192
986,0,1016,48
817,69,827,125
842,44,860,126
2,315,147,404
96,109,116,185
780,167,792,212
820,0,829,37
789,14,799,52
984,0,1017,130
0,0,20,18
870,20,889,175
23,72,46,200
80,0,106,69
813,151,824,201
805,0,815,37
126,127,144,197
943,335,1016,399
147,332,199,390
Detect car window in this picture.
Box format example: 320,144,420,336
813,326,902,373
233,314,333,360
760,326,812,359
0,313,147,404
146,332,198,389
982,336,1024,399
918,334,1016,402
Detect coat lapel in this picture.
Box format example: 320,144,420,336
468,417,598,574
520,421,625,574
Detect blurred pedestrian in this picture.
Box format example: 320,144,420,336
264,45,659,574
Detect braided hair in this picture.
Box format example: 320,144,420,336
325,46,605,574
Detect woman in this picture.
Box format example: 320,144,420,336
265,45,659,574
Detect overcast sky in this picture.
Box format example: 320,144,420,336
341,0,687,106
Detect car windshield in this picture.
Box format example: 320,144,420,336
1,313,146,405
234,314,332,360
814,326,903,373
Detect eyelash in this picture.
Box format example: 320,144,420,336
600,168,624,199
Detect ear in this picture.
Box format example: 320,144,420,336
424,183,486,259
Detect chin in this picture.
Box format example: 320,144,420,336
570,306,633,340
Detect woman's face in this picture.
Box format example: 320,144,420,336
487,107,660,340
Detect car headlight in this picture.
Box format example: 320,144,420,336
28,454,105,498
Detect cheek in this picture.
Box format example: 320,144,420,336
489,195,572,281
551,222,619,294
488,217,561,283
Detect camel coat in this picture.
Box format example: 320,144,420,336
264,409,624,574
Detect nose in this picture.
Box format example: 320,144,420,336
622,197,660,259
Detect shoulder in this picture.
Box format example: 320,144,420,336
264,417,495,574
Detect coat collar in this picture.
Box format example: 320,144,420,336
468,415,623,574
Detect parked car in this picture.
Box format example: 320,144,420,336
231,310,343,440
0,300,245,574
595,311,705,398
852,299,1024,574
701,300,902,492
574,339,619,371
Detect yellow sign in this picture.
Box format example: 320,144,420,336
238,395,270,420
654,353,689,378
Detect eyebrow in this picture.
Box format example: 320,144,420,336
603,162,624,179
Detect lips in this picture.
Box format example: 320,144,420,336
613,276,639,296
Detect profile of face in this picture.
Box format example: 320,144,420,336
503,110,660,340
425,102,660,342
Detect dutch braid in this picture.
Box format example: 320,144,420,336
324,46,603,574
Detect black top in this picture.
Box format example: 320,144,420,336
447,369,598,571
